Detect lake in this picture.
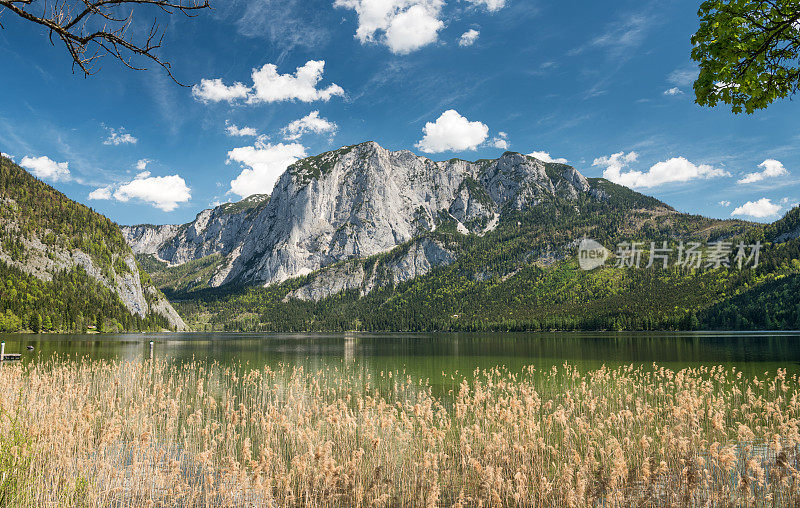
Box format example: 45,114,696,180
2,331,799,382
5,331,800,505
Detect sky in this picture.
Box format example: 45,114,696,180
0,0,798,226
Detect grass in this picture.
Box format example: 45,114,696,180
0,359,800,506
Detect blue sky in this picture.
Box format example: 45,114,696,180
0,0,798,225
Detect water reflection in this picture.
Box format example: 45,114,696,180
1,331,799,381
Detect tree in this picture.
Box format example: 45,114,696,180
692,1,800,113
29,313,41,334
96,313,104,333
0,0,210,83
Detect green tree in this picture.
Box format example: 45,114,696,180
692,1,800,113
96,314,104,334
689,311,701,330
29,313,41,334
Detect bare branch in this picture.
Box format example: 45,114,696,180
0,0,210,85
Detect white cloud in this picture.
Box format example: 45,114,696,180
465,0,505,10
249,60,345,103
88,186,113,200
592,151,729,188
334,0,444,54
226,122,258,137
731,198,782,219
0,152,13,161
719,200,731,207
589,14,650,57
489,131,508,150
714,81,739,92
663,87,683,96
136,159,150,171
737,159,789,184
227,139,307,198
193,61,344,105
415,109,489,153
668,65,698,87
282,111,337,141
112,172,191,212
459,29,480,47
192,78,250,103
385,4,444,54
103,127,138,146
20,155,71,182
528,151,569,164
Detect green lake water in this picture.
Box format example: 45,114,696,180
1,332,799,382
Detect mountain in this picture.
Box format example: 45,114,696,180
766,205,800,243
0,154,186,332
118,142,800,332
124,141,645,291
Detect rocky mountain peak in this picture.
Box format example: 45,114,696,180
124,142,597,289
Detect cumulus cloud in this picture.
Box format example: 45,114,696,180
737,159,789,184
227,138,307,197
89,164,190,212
103,127,138,146
465,0,506,11
20,155,71,182
282,111,337,141
334,0,445,54
385,4,444,54
248,61,345,103
193,61,344,104
192,79,250,103
663,87,683,96
226,121,258,137
88,186,113,200
459,29,480,47
731,198,782,219
0,152,14,161
528,150,568,164
112,171,191,212
415,110,489,153
489,132,508,150
592,151,729,188
719,200,731,207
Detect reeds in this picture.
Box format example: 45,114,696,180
1,359,799,506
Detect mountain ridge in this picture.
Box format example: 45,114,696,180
113,142,800,332
123,142,668,292
0,154,186,332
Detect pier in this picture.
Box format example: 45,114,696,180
0,342,22,362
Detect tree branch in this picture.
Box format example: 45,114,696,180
0,0,210,85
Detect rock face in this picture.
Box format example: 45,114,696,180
123,142,592,290
776,226,800,243
287,237,456,302
0,202,187,331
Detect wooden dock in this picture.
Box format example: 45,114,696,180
0,342,22,361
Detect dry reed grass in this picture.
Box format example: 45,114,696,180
0,358,799,506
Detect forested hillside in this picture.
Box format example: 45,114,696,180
0,155,185,332
163,194,799,332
